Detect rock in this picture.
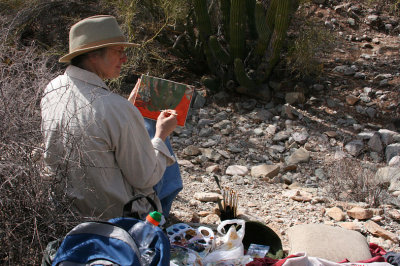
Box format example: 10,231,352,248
201,148,222,161
365,220,398,243
253,109,273,122
386,144,400,163
366,107,377,118
368,132,383,153
200,214,220,224
273,131,291,142
389,156,400,167
333,65,356,76
183,145,201,156
324,131,338,138
283,190,312,202
178,159,195,168
345,140,364,156
194,192,222,202
339,222,362,231
374,167,400,192
251,164,280,179
326,207,346,221
206,165,220,173
379,129,398,146
347,207,373,220
285,92,305,104
292,131,309,145
226,165,249,176
286,147,310,165
192,92,206,109
387,209,400,221
348,18,356,26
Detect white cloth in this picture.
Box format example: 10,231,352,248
41,65,175,219
281,253,392,266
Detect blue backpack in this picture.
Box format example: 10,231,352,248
51,196,170,266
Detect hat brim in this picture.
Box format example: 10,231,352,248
59,42,139,63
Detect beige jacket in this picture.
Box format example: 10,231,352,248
41,65,175,219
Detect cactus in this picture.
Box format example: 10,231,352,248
168,0,298,99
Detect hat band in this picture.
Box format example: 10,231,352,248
72,36,126,52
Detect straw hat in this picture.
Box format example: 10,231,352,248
59,15,138,63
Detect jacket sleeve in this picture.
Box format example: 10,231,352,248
105,100,175,191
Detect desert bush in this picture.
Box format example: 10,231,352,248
325,158,390,207
0,16,84,264
285,7,336,79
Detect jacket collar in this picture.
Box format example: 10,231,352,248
65,65,109,90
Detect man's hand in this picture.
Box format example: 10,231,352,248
155,110,178,141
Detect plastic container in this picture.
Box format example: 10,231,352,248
128,211,162,266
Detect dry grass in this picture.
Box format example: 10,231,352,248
0,16,83,264
325,158,390,208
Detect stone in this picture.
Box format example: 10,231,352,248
285,92,305,104
345,140,364,156
183,145,201,156
194,192,222,202
201,148,222,161
326,207,346,221
324,131,338,138
200,214,220,224
226,165,249,176
333,65,356,76
379,129,398,146
365,220,398,243
286,148,310,165
273,131,291,142
178,159,195,168
251,164,281,179
374,167,400,192
292,131,309,145
339,222,362,231
386,143,400,163
347,207,373,220
368,132,383,153
253,109,273,122
387,209,400,221
389,156,400,167
206,165,220,173
283,190,312,202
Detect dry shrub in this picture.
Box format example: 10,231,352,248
325,158,390,207
285,7,336,79
0,18,82,265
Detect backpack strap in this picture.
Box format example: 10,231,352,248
123,194,159,218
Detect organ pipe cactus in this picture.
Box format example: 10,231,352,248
173,0,298,99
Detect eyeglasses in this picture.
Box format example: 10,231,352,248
108,47,127,58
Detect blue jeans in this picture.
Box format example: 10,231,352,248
144,118,183,218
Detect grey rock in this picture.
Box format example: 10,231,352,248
253,128,264,136
227,143,243,153
370,152,382,163
374,167,400,192
251,164,280,179
368,132,383,153
292,131,309,145
286,147,310,165
226,165,249,176
333,65,356,76
213,120,233,130
345,140,364,156
285,92,305,104
215,111,229,121
201,139,218,148
355,72,367,79
273,131,291,142
266,125,277,135
379,129,398,146
199,127,214,137
183,145,201,156
201,148,222,161
366,107,377,118
252,109,273,122
198,119,213,127
358,131,375,140
270,145,286,153
348,18,356,26
386,143,400,163
389,156,400,167
375,74,393,80
241,99,257,111
379,79,389,87
192,92,206,109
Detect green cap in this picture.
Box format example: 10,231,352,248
146,211,162,226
